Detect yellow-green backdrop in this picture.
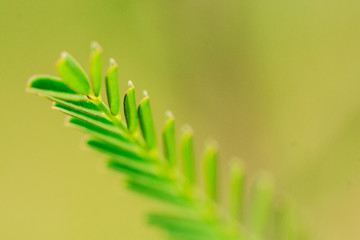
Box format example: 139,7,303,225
1,0,359,239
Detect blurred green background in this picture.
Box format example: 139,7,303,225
1,0,360,239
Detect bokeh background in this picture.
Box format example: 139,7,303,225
1,0,360,239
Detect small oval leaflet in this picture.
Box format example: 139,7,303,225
57,52,91,96
90,42,103,97
105,58,120,116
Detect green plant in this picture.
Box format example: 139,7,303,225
27,42,305,240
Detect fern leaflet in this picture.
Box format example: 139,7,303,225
27,42,306,240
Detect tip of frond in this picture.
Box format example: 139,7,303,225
109,58,117,67
26,74,62,93
128,80,134,88
165,111,174,120
50,102,57,109
181,124,194,139
91,41,102,52
26,75,42,92
181,124,193,135
60,51,68,59
79,136,93,152
63,116,73,127
254,171,275,189
230,157,246,172
205,139,219,151
139,91,150,106
57,52,69,68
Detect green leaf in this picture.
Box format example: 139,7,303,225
167,232,220,240
49,97,104,117
108,158,160,180
228,159,245,221
203,141,218,202
148,214,223,240
57,52,91,96
27,75,88,101
138,91,156,149
87,139,145,161
181,126,195,184
163,112,176,166
274,202,299,240
53,103,120,134
66,118,138,154
249,173,274,238
90,42,102,97
127,179,189,206
105,58,120,116
124,81,138,133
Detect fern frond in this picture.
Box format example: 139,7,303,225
27,42,306,240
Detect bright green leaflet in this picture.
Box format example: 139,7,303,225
180,126,196,185
27,43,308,240
27,75,88,101
163,111,176,166
249,173,274,238
105,59,121,116
90,41,102,97
124,81,138,133
138,93,157,150
57,52,91,95
229,160,245,222
203,143,218,204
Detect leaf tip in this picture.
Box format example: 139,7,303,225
230,157,246,172
181,124,193,135
128,80,134,88
59,51,69,61
109,58,117,67
26,75,63,94
256,171,275,191
26,75,41,92
63,116,73,127
91,41,102,53
205,139,219,152
165,111,174,121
